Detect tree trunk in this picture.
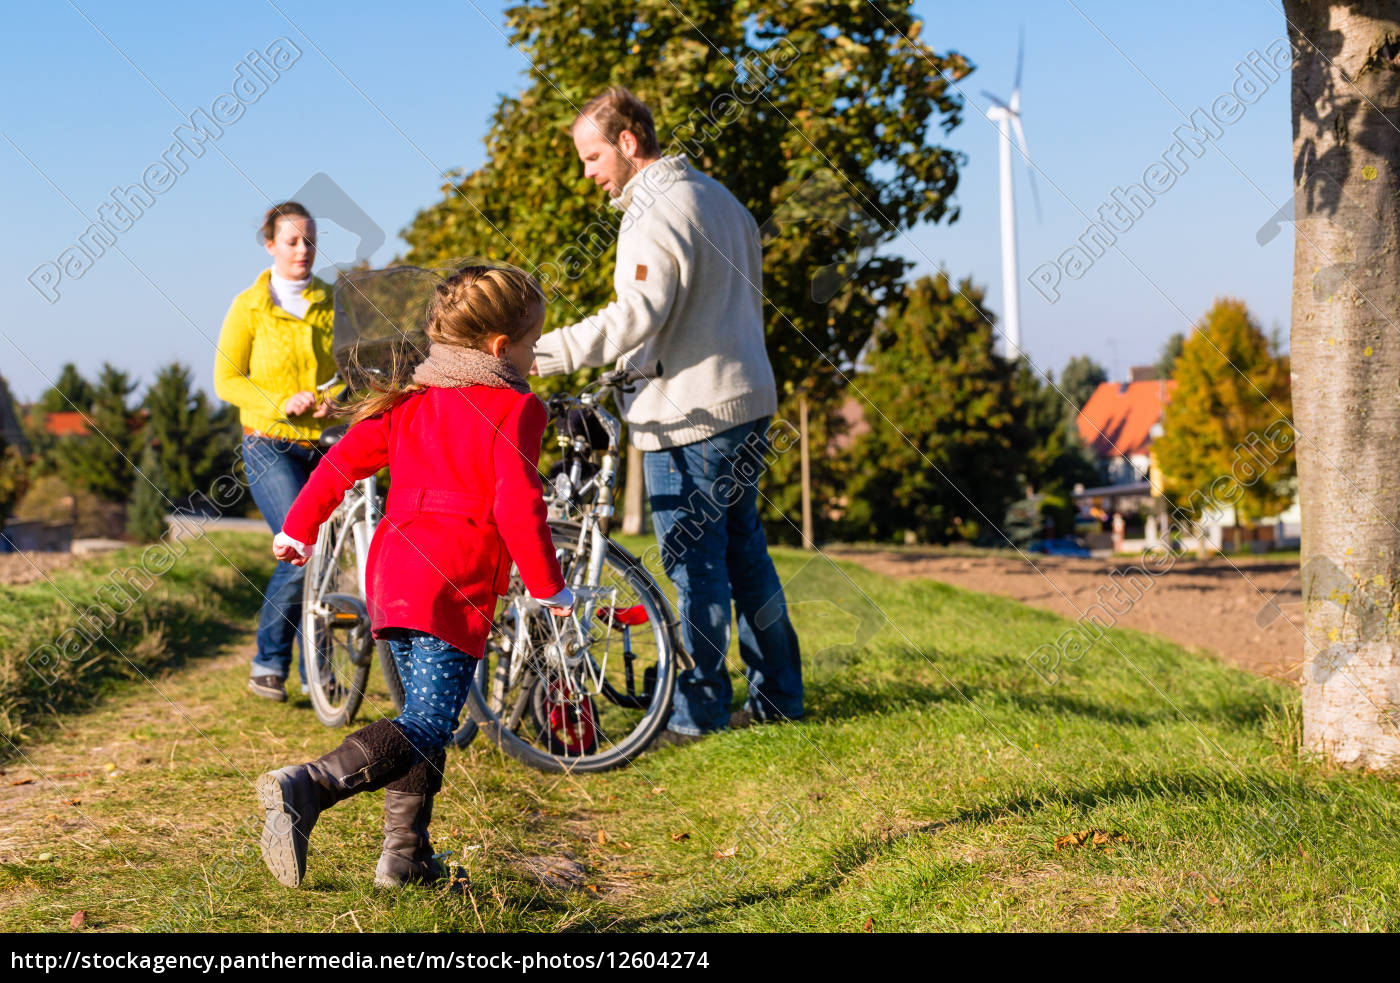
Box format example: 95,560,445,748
1288,0,1400,767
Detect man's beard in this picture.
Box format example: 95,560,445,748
609,154,640,197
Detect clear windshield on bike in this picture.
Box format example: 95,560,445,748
330,264,442,389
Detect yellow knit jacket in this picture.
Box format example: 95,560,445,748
214,269,338,440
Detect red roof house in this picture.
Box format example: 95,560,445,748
1076,379,1176,461
44,411,91,437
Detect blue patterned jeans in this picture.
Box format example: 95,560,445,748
382,629,479,760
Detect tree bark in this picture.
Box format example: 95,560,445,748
1287,0,1400,767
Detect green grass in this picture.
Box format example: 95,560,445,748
0,531,273,751
1,532,1397,932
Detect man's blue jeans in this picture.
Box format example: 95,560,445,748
382,629,479,761
644,416,803,735
243,435,318,683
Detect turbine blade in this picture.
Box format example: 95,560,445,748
1014,27,1024,93
1011,115,1043,224
981,89,1011,111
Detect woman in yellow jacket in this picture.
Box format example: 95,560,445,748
215,201,338,703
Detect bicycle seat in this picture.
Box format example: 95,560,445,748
317,425,349,450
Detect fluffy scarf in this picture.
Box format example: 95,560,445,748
411,343,531,394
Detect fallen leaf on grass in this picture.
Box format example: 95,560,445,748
863,917,874,933
650,787,666,795
713,846,738,859
1053,829,1136,851
1206,895,1222,906
585,884,599,893
8,779,34,787
597,830,608,845
69,911,86,929
670,831,690,842
67,799,81,806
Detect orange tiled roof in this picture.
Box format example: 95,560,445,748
44,411,89,436
1076,380,1176,458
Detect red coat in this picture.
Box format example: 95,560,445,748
281,385,567,657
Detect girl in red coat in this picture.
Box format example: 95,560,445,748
256,264,571,889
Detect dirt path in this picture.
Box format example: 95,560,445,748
0,551,79,586
829,549,1305,684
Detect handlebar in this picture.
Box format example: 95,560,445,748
594,361,663,392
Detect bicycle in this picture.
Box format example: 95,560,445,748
462,363,686,772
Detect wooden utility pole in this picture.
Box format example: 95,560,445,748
799,392,814,550
622,442,645,535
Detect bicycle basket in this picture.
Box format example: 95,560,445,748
331,266,435,390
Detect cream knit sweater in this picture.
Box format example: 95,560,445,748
533,156,778,451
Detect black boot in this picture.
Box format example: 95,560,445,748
257,718,417,887
374,748,447,888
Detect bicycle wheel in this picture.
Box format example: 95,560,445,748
378,639,406,713
302,502,373,727
468,521,679,772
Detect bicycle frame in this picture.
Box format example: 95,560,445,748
306,475,379,613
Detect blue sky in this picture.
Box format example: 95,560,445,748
3,0,1294,402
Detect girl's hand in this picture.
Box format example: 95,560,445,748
283,390,316,416
273,531,312,566
534,586,574,617
274,543,308,566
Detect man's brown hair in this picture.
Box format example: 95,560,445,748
576,86,661,158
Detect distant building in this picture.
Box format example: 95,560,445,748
43,411,90,437
1076,377,1177,486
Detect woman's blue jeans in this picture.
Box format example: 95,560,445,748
243,435,318,683
382,629,479,760
644,416,804,735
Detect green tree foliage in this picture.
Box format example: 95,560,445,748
125,444,167,543
760,393,851,546
1154,298,1294,526
37,362,93,414
841,274,1026,544
1012,361,1101,535
399,0,973,405
0,446,29,520
141,362,241,505
51,364,140,503
1059,354,1108,411
1155,331,1185,380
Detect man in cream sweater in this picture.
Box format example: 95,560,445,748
533,87,803,742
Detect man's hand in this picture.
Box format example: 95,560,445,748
282,390,316,416
311,399,331,418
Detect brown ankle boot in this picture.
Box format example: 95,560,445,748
374,748,447,888
257,718,416,887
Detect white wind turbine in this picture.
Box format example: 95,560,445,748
983,34,1041,360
